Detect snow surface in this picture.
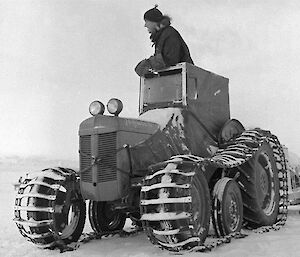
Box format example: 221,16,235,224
1,157,300,257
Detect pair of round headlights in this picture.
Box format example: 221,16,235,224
89,98,123,116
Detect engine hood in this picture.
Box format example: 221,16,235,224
79,114,160,136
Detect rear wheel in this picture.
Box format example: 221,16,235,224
140,160,211,251
89,201,126,233
212,178,243,237
14,168,86,248
236,141,280,226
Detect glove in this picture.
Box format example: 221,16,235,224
134,59,152,77
148,53,166,70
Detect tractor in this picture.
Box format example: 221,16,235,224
14,63,288,251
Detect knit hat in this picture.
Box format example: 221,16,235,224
144,5,163,22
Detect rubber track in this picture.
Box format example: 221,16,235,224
140,129,288,252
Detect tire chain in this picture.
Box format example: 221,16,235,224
139,129,289,253
38,129,288,253
14,167,80,248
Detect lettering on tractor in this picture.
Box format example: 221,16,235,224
13,63,289,252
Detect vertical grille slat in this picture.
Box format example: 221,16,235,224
79,135,92,182
97,132,117,182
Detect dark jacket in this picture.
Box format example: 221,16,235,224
135,25,194,76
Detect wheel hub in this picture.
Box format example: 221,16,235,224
256,152,275,215
227,196,239,230
259,168,269,196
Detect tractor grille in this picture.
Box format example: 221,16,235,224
79,132,117,183
97,132,117,182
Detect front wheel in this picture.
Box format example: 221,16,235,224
212,177,243,237
14,168,86,248
89,201,126,233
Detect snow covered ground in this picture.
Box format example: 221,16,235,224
1,157,300,257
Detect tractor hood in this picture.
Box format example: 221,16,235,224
79,114,159,136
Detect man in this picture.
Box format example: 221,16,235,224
135,6,194,77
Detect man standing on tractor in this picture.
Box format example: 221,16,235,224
135,5,194,76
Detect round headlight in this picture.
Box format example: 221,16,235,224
89,101,105,116
107,98,123,116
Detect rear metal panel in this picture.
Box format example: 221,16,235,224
186,64,230,139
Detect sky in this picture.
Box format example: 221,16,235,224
1,0,300,161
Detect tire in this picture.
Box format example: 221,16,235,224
140,161,211,251
236,141,280,226
89,201,126,233
14,167,86,248
212,178,243,237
